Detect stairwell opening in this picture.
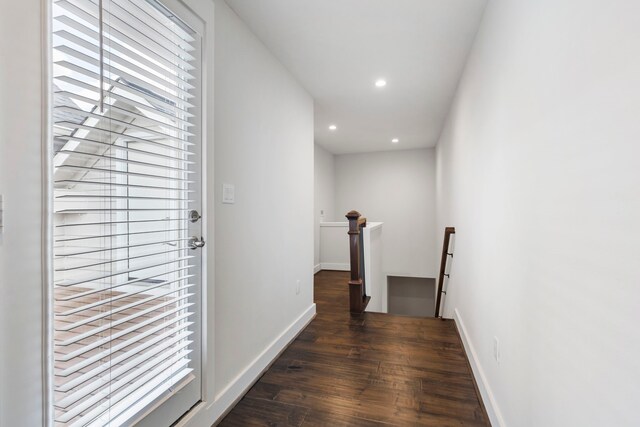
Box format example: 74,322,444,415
387,276,436,317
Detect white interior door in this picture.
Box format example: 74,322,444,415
50,0,204,425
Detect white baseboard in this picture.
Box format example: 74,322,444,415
320,262,349,271
177,304,317,427
453,308,506,427
313,264,321,274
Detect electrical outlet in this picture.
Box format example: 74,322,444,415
493,336,501,364
296,279,301,295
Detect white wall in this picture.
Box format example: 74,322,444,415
363,223,384,313
314,144,335,270
318,223,349,271
436,0,640,426
213,0,315,399
0,1,44,425
335,148,436,277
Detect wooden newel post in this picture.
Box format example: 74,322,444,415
346,210,369,313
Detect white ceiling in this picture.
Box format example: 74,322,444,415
225,0,487,154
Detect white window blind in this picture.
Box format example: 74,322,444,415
51,0,200,425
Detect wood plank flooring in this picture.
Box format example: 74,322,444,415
218,270,490,426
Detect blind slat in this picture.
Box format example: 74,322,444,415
55,180,194,193
55,104,194,142
54,163,194,183
58,350,192,422
54,61,194,118
69,360,193,427
54,72,194,121
56,90,195,133
56,0,195,70
109,0,195,53
55,255,193,288
56,195,193,202
56,229,190,243
55,302,194,358
102,0,196,56
55,293,194,342
56,134,195,163
55,14,195,81
56,250,193,272
55,241,194,258
60,280,195,320
56,328,193,392
55,119,193,151
56,316,193,377
54,29,195,91
122,0,195,42
56,275,194,313
55,265,194,301
56,339,193,408
56,148,193,173
103,368,194,427
54,45,195,106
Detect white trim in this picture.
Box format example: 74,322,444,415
313,264,321,274
189,0,211,406
181,0,215,409
365,221,383,230
385,272,433,279
319,221,383,229
453,308,506,427
363,224,386,313
41,0,54,424
320,262,350,271
175,304,317,427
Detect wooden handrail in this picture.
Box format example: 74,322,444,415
435,227,456,318
346,210,370,313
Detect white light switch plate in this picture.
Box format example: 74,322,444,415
222,184,235,204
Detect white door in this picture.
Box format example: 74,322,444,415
50,0,204,425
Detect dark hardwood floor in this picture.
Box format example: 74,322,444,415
218,270,490,426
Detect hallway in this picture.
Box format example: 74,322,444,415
220,271,490,426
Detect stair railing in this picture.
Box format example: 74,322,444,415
435,227,456,318
346,210,370,313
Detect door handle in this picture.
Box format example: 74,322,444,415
189,210,202,223
189,236,206,250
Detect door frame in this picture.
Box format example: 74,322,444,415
40,0,213,425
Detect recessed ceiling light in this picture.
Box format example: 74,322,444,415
329,124,337,131
375,79,387,88
391,138,399,143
